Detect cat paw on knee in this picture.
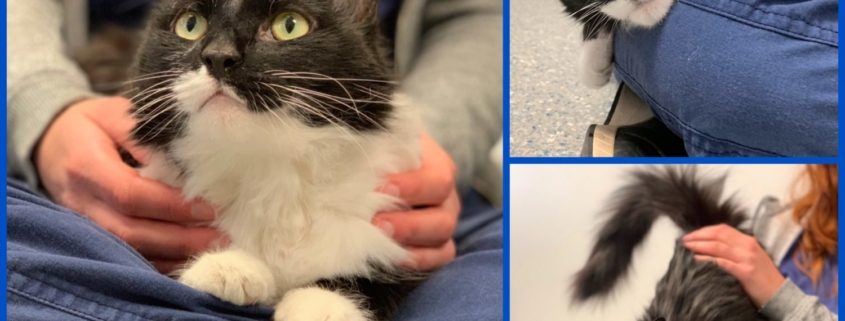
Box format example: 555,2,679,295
178,251,277,306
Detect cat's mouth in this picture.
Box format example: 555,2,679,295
199,88,245,111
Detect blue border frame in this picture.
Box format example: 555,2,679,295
838,0,842,313
2,0,9,317
502,0,511,319
0,0,841,318
503,0,843,318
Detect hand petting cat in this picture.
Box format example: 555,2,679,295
35,97,224,273
683,224,787,308
375,133,459,271
36,97,459,273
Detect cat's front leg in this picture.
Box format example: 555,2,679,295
579,32,614,88
179,249,277,306
273,287,370,321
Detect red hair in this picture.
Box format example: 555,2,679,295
791,164,837,291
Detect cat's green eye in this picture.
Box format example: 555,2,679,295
272,12,310,41
174,11,208,40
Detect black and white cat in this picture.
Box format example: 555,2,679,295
573,167,766,321
559,0,675,87
126,1,420,320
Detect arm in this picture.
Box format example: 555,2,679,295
396,0,503,192
8,0,95,187
684,225,838,321
761,280,838,321
9,1,223,273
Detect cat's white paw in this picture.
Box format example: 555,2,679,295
579,34,614,88
273,288,370,321
601,0,674,27
579,66,612,88
179,250,277,306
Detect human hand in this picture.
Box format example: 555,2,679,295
374,133,460,271
35,97,224,273
683,224,786,308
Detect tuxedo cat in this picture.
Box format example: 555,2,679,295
559,0,675,87
573,167,768,321
126,1,421,320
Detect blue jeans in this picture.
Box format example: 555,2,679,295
7,180,502,320
614,0,838,156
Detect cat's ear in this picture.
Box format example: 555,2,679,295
333,0,380,26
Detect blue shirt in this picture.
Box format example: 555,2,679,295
779,235,838,313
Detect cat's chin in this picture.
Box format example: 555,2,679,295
200,92,245,112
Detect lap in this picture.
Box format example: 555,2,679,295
6,181,502,320
614,0,838,156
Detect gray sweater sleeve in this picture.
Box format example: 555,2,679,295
760,279,838,321
8,0,95,186
397,0,503,192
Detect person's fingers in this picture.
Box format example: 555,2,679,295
127,221,222,260
402,239,456,272
151,259,187,275
694,254,742,278
87,97,153,165
87,156,215,222
381,134,456,207
89,203,222,260
373,189,460,247
683,240,744,263
87,97,135,145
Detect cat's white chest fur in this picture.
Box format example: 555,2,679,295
140,71,420,314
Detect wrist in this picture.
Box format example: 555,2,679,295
9,75,94,186
32,98,92,175
759,279,800,318
752,274,786,308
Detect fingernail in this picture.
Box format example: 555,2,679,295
376,220,394,237
380,184,401,198
191,203,215,220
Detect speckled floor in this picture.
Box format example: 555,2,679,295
509,0,617,157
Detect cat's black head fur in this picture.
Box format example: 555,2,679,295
129,0,394,147
559,0,615,40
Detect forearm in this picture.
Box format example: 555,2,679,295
760,279,838,321
8,0,94,186
399,0,503,190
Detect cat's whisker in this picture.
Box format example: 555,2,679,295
133,101,179,143
147,106,186,144
567,1,600,19
246,90,288,135
286,86,389,131
123,70,183,85
256,83,302,132
126,79,178,106
265,70,398,85
273,83,389,132
280,91,376,172
295,85,392,105
132,90,178,116
351,84,394,102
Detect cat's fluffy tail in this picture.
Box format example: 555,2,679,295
572,166,746,302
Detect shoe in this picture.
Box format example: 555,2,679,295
582,118,687,157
